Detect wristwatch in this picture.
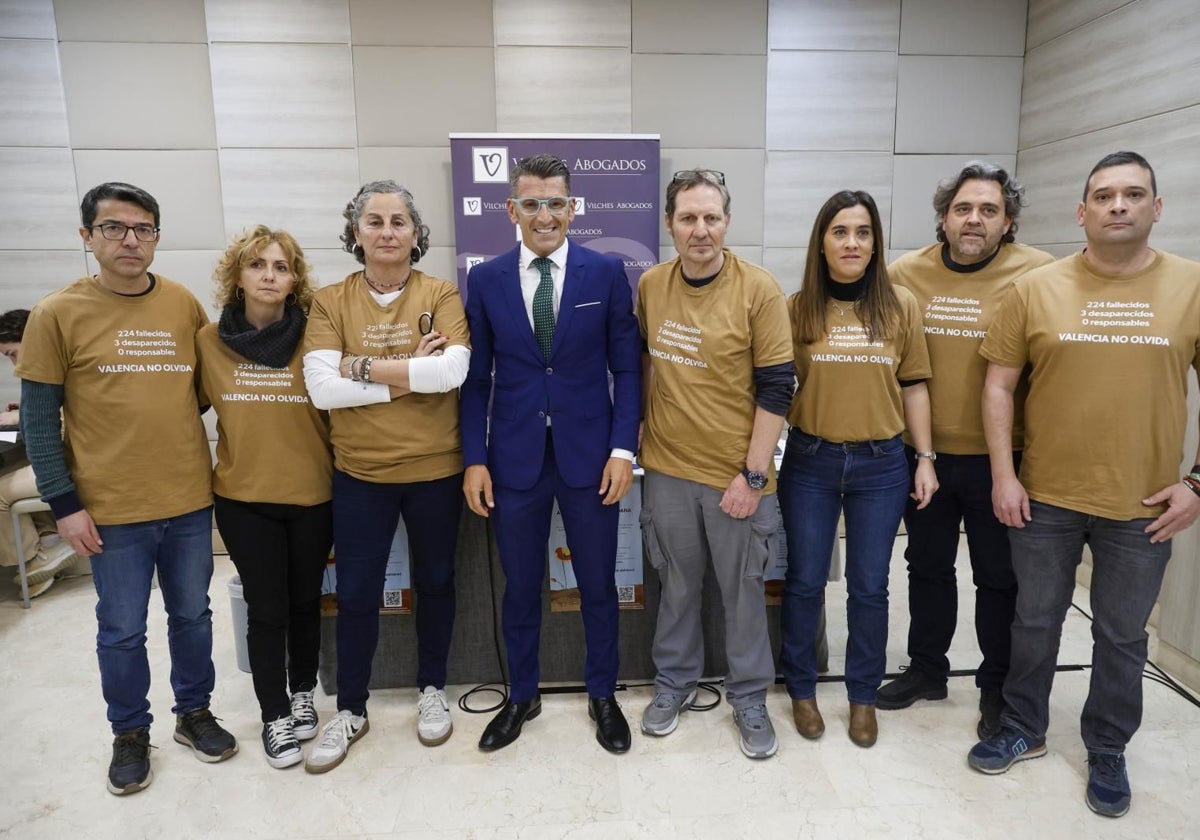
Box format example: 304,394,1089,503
742,468,767,490
915,451,937,462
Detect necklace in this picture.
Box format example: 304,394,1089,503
364,270,410,295
830,299,856,316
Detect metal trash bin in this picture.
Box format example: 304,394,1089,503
227,575,251,673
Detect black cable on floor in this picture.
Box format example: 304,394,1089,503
458,515,510,715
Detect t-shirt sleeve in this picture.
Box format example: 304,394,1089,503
634,275,649,340
433,281,471,350
895,292,932,381
303,288,344,354
979,283,1029,368
13,304,68,385
749,282,792,368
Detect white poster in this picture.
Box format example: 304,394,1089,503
548,478,644,611
320,520,412,615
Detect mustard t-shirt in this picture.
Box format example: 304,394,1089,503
890,243,1054,454
304,270,469,484
196,324,332,506
981,251,1200,520
786,285,931,442
16,275,212,525
636,250,792,493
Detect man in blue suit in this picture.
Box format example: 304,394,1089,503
461,153,642,753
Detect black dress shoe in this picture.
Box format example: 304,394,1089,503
588,696,631,754
478,696,541,751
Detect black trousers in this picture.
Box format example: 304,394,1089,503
900,449,1019,690
214,494,333,722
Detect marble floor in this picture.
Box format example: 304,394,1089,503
2,538,1198,840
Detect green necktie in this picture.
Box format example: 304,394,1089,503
531,256,555,358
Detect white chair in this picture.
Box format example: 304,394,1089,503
11,496,52,609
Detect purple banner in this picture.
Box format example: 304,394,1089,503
449,134,661,300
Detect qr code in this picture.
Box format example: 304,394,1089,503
617,585,635,604
383,590,403,608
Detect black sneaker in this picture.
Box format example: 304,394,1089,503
1086,751,1131,817
262,716,303,769
290,686,319,741
108,727,152,796
978,687,1004,739
174,708,238,763
876,668,948,710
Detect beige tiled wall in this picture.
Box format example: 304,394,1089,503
1,0,1032,408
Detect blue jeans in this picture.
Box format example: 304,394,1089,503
778,429,910,704
90,506,216,733
332,469,462,715
1000,499,1170,753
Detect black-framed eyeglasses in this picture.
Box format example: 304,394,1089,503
89,222,160,242
671,169,726,185
512,196,572,216
418,312,434,335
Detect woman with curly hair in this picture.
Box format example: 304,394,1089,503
196,225,333,769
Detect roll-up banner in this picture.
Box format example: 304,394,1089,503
450,134,661,611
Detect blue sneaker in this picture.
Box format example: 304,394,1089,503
1086,752,1130,818
967,725,1046,774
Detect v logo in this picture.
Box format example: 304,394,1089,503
467,199,479,212
480,153,502,177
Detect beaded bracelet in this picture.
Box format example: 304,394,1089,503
1182,475,1200,498
361,356,373,383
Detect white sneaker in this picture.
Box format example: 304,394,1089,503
304,710,368,774
290,688,318,741
417,686,453,746
16,541,77,585
261,716,302,769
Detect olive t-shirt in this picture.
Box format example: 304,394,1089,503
304,270,469,483
981,251,1200,520
636,250,792,493
16,275,212,524
197,324,332,506
891,242,1054,453
786,285,931,442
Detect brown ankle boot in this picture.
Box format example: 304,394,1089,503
848,702,877,747
791,698,825,740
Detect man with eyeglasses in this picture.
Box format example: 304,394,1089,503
17,182,235,796
636,168,792,759
462,154,641,753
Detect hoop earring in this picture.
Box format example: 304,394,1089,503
286,292,298,305
235,288,244,301
410,246,421,263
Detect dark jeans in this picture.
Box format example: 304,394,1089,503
901,449,1019,689
214,495,333,722
90,507,215,733
1000,499,1170,753
332,469,463,715
778,429,910,704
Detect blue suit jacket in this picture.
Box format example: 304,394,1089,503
461,242,641,490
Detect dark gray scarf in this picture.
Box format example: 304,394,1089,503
217,303,306,368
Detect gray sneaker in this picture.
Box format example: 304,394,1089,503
641,688,697,736
733,704,777,759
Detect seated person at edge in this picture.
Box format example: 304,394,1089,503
0,308,79,598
